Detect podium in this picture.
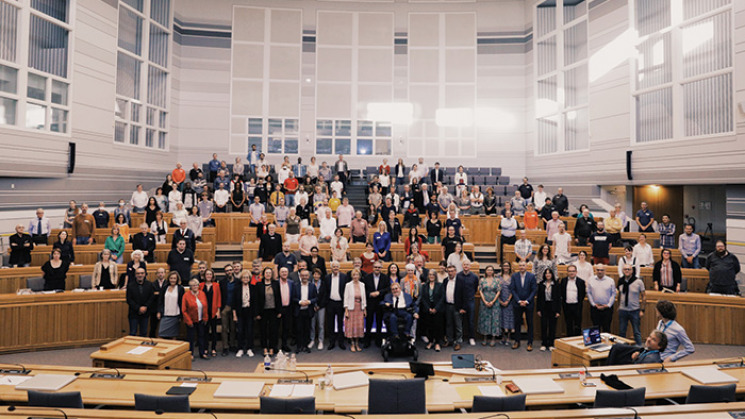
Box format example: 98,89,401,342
90,336,191,370
551,334,635,367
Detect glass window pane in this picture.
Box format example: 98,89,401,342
375,139,391,155
564,20,587,66
268,137,282,153
636,87,672,143
0,2,18,63
50,108,67,133
284,138,298,154
51,80,67,105
130,125,140,145
536,36,557,77
535,3,556,38
681,12,731,79
536,116,558,154
248,136,262,152
115,121,126,142
684,0,729,20
122,0,143,13
159,111,167,128
564,108,588,151
0,97,17,125
150,0,170,27
285,119,298,134
131,102,141,122
118,8,143,56
28,16,68,78
147,65,167,107
316,138,332,154
117,52,141,99
146,107,155,125
27,73,46,100
683,73,732,137
356,139,373,155
316,120,332,136
334,138,351,155
564,64,588,108
116,99,128,119
149,24,168,67
635,0,671,37
248,118,262,134
26,102,46,129
0,64,18,94
158,131,166,149
636,33,672,90
357,120,373,136
146,128,155,147
375,121,391,137
563,0,586,24
31,0,68,23
268,118,282,134
335,120,351,136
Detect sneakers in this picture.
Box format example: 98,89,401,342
317,341,324,350
469,338,476,346
246,349,254,357
236,349,244,357
308,340,315,349
549,346,556,351
540,346,547,352
421,336,429,344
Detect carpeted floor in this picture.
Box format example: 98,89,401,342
1,340,743,373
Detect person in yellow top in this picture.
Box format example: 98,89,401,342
268,183,285,209
328,190,341,212
523,203,539,230
605,209,623,246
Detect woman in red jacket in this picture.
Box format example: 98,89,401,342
199,269,222,357
182,279,209,359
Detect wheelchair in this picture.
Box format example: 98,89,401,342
381,306,418,362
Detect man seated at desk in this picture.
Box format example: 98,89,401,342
606,330,668,366
382,282,419,342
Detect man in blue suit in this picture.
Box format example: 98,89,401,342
291,269,317,354
382,282,419,339
510,261,538,351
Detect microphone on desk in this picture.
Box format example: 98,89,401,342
478,413,510,419
140,336,158,346
164,366,212,382
552,363,591,377
0,363,30,375
74,367,125,379
714,357,745,368
263,366,311,383
8,405,69,419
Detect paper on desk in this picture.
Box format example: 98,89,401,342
180,382,198,388
512,377,564,394
290,384,315,398
213,381,264,398
0,375,31,386
127,346,153,355
269,384,294,397
681,366,738,384
478,386,505,397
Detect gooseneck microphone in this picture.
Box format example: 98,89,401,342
164,366,211,382
74,367,125,379
0,363,30,375
264,366,311,383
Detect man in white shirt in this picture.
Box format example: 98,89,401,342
417,157,428,183
277,165,291,185
28,208,52,245
545,211,563,245
130,184,149,213
551,222,573,264
248,196,265,226
533,184,547,211
319,208,337,243
560,265,586,336
326,262,348,350
214,182,230,213
330,175,344,198
336,198,355,228
442,265,463,351
514,230,533,262
586,264,617,333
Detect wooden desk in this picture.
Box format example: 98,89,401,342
31,243,214,266
552,334,635,367
90,336,191,370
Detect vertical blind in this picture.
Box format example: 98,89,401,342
28,15,68,78
0,1,18,63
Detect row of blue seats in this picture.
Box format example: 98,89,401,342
365,166,503,177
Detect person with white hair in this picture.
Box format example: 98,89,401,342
125,249,147,289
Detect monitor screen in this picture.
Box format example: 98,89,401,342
582,327,602,346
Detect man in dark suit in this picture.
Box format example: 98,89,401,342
510,261,538,351
429,162,445,185
8,224,33,267
172,219,196,252
456,260,479,347
326,261,348,350
382,282,418,339
414,183,432,213
167,239,194,286
310,266,329,350
131,223,157,263
126,267,156,337
291,269,317,353
363,261,390,347
442,265,465,351
259,224,283,262
560,264,586,337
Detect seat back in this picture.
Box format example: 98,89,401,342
79,275,93,289
260,396,316,414
26,277,44,292
368,378,426,414
685,384,736,404
594,387,646,408
472,394,527,412
27,390,83,409
134,393,190,413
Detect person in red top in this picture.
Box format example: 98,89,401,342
378,159,390,175
172,162,187,191
523,203,539,230
283,171,299,208
182,279,209,359
404,227,426,256
199,269,222,357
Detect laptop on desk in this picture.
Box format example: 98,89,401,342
582,326,611,352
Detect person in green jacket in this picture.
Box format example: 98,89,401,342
105,226,126,263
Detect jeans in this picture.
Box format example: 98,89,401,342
618,309,642,345
129,316,149,337
285,194,295,207
76,236,91,245
445,304,463,344
310,307,325,343
681,257,700,269
113,253,123,264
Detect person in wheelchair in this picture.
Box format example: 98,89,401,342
382,282,419,343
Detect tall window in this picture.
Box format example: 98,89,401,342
534,0,589,155
247,117,299,155
315,119,391,156
633,0,733,143
115,0,171,149
0,0,72,133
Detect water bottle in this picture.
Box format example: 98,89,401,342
579,369,586,384
289,353,297,371
324,364,334,388
263,354,271,371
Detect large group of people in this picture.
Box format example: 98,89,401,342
4,154,733,363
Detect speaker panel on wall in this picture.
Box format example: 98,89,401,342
67,142,76,174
